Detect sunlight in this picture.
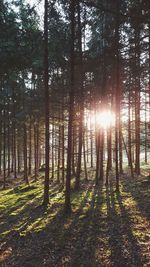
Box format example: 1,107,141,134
96,110,115,129
86,110,115,130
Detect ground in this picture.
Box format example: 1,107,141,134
0,172,150,267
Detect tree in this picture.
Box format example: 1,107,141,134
43,0,50,206
65,0,76,214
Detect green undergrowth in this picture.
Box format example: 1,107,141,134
0,176,150,267
0,181,64,238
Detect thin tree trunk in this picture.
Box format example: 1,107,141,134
23,124,29,184
43,0,50,205
128,87,134,178
51,117,54,181
61,106,65,185
7,109,10,177
3,100,6,189
99,129,104,181
75,0,84,190
17,133,21,173
0,117,2,175
65,0,75,214
83,131,88,181
115,0,120,191
106,128,111,185
28,117,32,176
57,117,61,183
95,129,100,186
34,122,38,181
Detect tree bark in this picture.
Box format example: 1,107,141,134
65,0,75,214
43,0,50,205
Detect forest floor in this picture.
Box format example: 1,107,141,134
0,170,150,267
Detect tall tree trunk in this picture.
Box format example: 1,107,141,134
90,111,93,168
83,130,88,181
3,100,6,189
34,122,38,181
43,0,50,205
115,0,120,191
17,132,21,173
71,125,76,176
23,124,29,184
106,128,111,185
65,0,75,214
57,117,61,183
134,20,141,175
0,117,2,175
51,117,54,181
75,0,84,190
99,129,104,181
12,85,17,179
95,129,100,186
144,97,147,164
28,117,32,176
128,87,134,178
7,110,10,177
119,111,123,174
61,106,65,185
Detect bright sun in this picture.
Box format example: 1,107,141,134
86,110,115,130
97,110,115,129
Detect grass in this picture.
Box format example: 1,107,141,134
0,175,150,267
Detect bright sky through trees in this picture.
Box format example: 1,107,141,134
86,110,116,130
26,0,44,27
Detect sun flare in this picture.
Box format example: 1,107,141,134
97,110,115,129
86,110,115,130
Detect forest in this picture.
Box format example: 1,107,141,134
0,0,150,266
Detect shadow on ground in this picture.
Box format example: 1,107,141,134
0,178,149,267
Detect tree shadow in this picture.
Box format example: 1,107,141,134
122,179,150,220
116,190,143,266
2,182,107,267
59,185,104,267
1,180,146,267
0,183,64,239
106,185,127,266
106,183,142,267
1,183,94,266
52,181,112,267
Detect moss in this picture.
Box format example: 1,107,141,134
0,176,150,266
